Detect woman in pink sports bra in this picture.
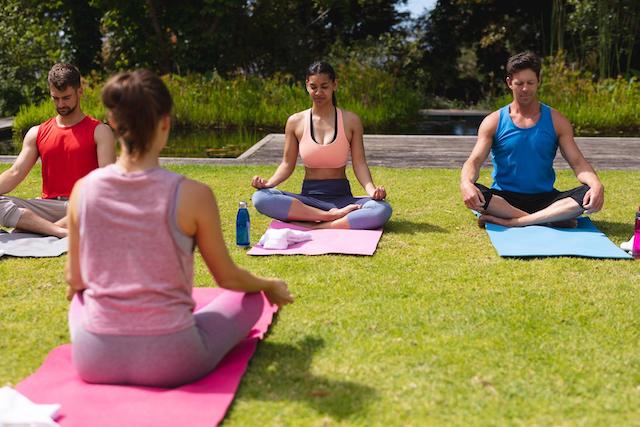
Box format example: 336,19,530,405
251,61,392,229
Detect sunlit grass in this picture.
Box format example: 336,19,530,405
2,165,640,425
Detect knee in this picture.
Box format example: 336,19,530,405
349,200,392,229
473,184,492,210
242,292,265,322
0,197,23,228
251,189,271,212
251,189,290,221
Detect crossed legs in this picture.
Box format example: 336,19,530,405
0,196,68,237
475,184,588,228
252,188,392,230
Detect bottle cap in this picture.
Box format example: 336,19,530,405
239,201,247,208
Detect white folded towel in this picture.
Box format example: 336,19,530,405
258,228,312,250
0,386,60,427
620,235,634,252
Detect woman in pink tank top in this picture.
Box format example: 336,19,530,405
251,61,392,230
64,70,293,387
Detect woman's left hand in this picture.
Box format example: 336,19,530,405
370,186,386,200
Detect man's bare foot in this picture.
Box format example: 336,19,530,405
54,227,68,238
326,204,360,220
54,217,68,228
478,214,518,227
546,219,578,228
11,226,67,238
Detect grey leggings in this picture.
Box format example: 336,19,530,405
252,179,392,229
68,290,264,388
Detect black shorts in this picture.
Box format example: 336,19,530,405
475,183,590,214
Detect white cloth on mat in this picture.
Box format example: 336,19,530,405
620,235,634,252
0,386,60,427
258,228,312,250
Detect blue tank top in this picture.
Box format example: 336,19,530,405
491,103,558,193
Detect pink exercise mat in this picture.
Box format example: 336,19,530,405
248,220,383,256
16,287,277,427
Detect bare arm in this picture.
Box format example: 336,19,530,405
459,112,498,210
251,114,300,189
0,126,40,195
348,112,385,199
553,109,604,213
94,123,116,167
65,178,86,300
178,180,293,307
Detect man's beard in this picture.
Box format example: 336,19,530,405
57,103,77,116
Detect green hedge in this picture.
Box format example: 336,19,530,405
492,55,640,136
13,64,423,143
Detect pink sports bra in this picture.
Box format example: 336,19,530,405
298,107,350,169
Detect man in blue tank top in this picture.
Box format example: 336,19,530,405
460,51,604,227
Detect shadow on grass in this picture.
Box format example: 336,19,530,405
386,219,448,234
243,336,376,420
594,219,632,242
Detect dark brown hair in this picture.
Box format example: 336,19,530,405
506,51,542,80
48,63,81,90
307,61,337,106
101,70,172,156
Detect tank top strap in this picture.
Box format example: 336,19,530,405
301,108,312,142
336,108,346,140
540,103,556,134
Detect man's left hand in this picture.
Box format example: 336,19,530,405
583,184,604,214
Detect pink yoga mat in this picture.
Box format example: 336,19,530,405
247,220,383,256
17,288,277,427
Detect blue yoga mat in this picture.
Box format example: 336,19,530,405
485,217,632,259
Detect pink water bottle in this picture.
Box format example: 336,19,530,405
633,207,640,259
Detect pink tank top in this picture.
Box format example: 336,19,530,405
78,164,196,336
298,108,350,168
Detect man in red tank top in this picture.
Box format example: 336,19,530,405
0,64,115,237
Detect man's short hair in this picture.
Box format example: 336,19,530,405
506,51,541,80
47,63,81,90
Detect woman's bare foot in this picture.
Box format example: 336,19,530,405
326,204,360,220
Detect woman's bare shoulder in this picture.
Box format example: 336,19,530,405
340,108,363,132
286,110,307,126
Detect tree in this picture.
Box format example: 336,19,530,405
416,0,640,103
0,0,68,115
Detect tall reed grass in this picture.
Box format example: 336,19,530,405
493,55,640,136
12,65,422,143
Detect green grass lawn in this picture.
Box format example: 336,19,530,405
1,165,640,426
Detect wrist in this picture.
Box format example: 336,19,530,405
262,278,275,293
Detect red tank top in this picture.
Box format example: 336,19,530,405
36,115,100,199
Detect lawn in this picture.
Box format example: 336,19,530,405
1,165,639,426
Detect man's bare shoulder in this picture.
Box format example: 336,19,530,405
22,125,40,147
548,107,573,135
478,110,500,136
549,107,571,125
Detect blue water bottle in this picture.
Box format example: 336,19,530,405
236,201,250,247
